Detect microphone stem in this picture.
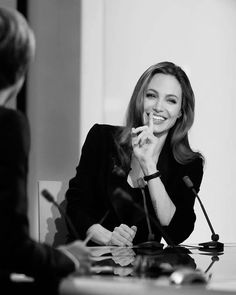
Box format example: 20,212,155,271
140,188,154,241
52,200,80,240
193,189,216,235
204,258,216,273
132,200,175,246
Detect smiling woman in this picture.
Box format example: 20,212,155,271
65,61,205,248
143,73,182,135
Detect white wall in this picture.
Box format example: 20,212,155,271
0,0,16,8
2,0,234,244
80,0,236,244
27,0,81,239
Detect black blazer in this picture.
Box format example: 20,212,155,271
66,124,204,245
0,107,75,283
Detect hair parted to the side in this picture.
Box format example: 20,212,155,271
0,6,35,90
115,61,204,168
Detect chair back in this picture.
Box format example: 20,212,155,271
38,180,68,246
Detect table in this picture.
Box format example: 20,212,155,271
60,243,236,295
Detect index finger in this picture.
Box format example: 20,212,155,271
148,111,153,133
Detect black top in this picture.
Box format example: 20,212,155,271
66,124,204,245
0,107,75,284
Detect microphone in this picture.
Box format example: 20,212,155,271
42,189,110,246
41,189,80,240
113,187,176,248
137,178,154,240
137,178,163,249
182,176,224,252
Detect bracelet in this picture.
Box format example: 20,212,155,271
143,171,161,182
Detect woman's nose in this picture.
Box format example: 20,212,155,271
153,99,163,111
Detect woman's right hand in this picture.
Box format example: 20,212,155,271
108,224,137,246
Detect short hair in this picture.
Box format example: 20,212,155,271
0,6,35,90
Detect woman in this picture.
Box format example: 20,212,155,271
66,61,204,247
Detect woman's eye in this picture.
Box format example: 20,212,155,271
167,98,177,104
146,93,156,98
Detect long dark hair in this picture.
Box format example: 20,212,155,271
115,61,203,169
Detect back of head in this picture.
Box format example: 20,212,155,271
0,6,35,90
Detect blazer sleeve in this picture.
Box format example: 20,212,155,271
0,109,75,280
65,124,106,240
163,157,204,244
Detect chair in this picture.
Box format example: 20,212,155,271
38,180,69,247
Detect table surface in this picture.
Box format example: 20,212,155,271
60,242,236,295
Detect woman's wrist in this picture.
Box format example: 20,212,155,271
86,224,112,246
141,161,157,175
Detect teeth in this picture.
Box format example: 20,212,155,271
153,115,165,121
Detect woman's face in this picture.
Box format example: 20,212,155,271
143,73,182,136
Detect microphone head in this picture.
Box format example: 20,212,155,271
183,176,194,189
41,189,55,203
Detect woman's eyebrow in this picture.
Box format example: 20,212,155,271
146,88,158,93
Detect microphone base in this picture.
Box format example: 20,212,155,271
199,241,224,252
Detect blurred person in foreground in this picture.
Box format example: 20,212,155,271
0,6,90,294
65,61,204,247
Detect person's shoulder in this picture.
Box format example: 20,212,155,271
178,156,204,184
0,107,29,153
174,156,204,173
186,156,204,169
90,123,121,132
88,123,122,138
0,106,26,121
182,156,204,190
0,107,27,130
